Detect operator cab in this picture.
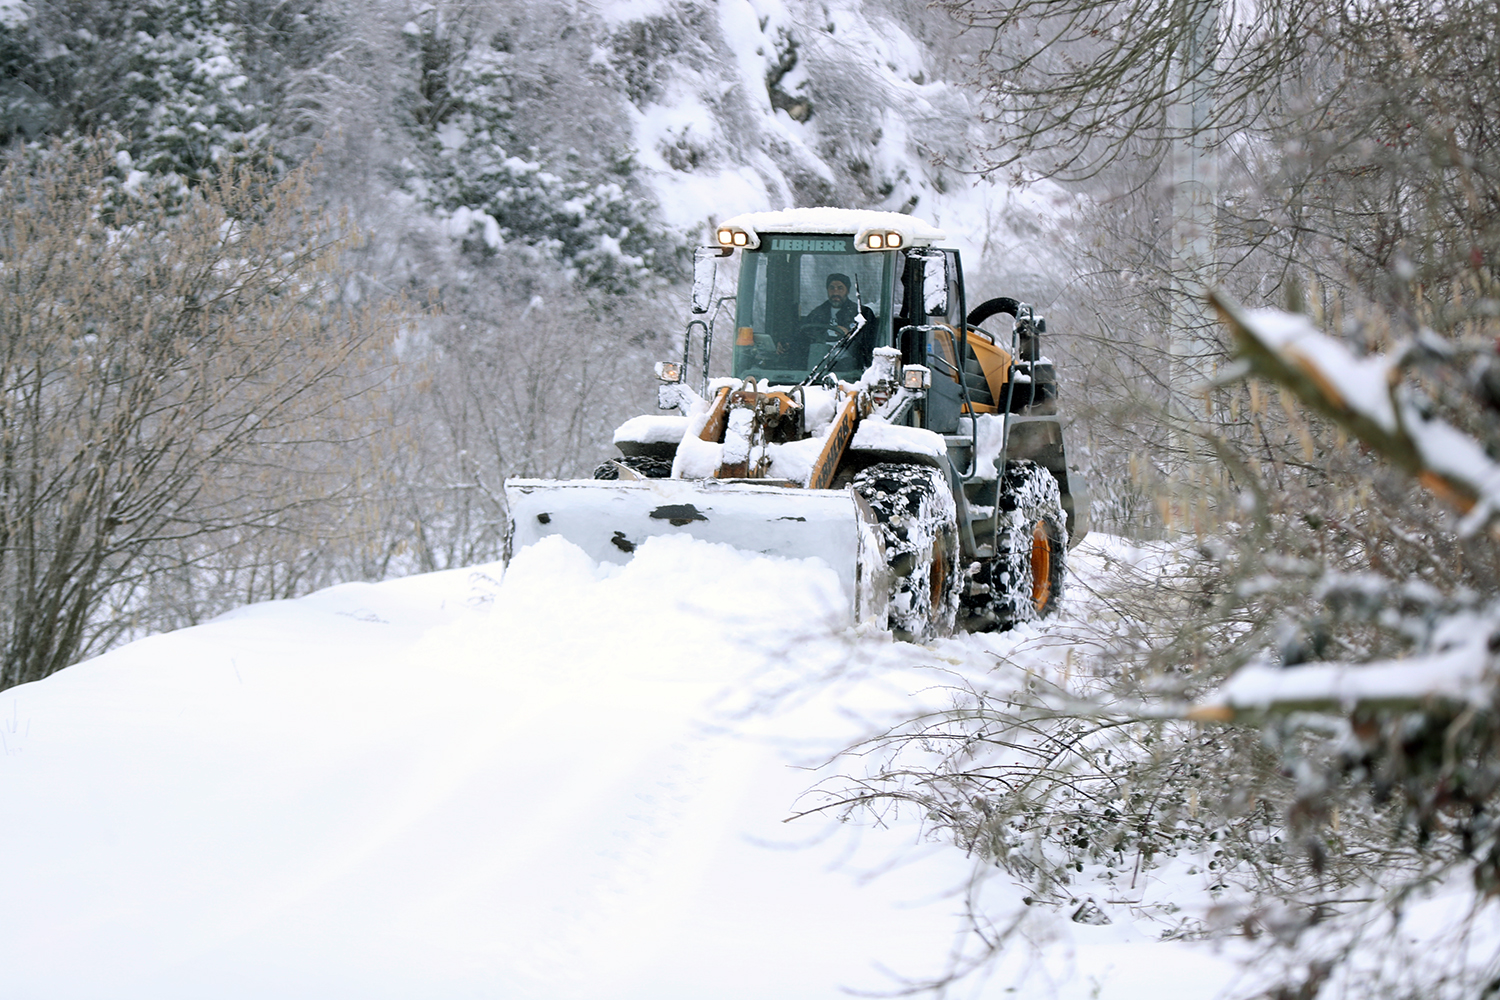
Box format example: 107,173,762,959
712,209,949,386
730,234,896,384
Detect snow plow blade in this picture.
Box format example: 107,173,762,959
505,478,888,626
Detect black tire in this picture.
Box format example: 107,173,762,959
592,455,673,480
966,296,1020,329
851,463,963,642
986,460,1067,628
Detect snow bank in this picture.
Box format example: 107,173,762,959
0,538,962,999
0,534,1250,999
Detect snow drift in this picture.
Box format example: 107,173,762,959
0,535,1242,999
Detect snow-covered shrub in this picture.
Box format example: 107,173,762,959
801,0,1500,986
396,3,681,295
0,1,344,176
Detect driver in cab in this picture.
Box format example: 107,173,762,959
773,271,873,364
806,272,858,334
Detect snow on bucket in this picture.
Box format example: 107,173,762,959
504,478,888,628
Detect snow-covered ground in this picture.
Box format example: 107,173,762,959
0,534,1249,999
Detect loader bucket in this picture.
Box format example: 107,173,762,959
505,478,889,627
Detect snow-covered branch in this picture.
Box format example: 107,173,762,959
1188,291,1500,722
1188,605,1500,723
1208,290,1500,537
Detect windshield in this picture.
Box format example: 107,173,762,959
731,235,895,384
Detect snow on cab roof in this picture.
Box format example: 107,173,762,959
717,207,946,248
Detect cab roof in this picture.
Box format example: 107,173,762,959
716,207,946,250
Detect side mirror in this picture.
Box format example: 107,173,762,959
917,250,949,316
692,246,730,314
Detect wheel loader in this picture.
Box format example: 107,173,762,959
505,208,1090,640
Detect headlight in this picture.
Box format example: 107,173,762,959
861,230,903,251
654,361,683,383
901,364,931,390
713,225,757,249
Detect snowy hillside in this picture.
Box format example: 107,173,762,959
604,0,1074,289
0,535,1244,999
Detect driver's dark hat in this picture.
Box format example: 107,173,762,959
826,272,852,289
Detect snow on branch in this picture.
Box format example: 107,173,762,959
1188,607,1500,722
1207,289,1500,537
1188,292,1500,722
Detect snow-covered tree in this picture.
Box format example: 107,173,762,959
0,1,349,174
392,2,679,294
